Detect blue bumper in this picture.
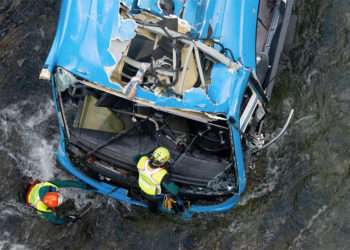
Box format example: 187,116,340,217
56,133,243,217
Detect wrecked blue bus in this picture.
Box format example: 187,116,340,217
40,0,295,217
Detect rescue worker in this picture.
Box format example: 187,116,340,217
26,179,89,225
137,147,184,212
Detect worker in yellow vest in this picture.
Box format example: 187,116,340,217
137,147,184,212
26,179,89,224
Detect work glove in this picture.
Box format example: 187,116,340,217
163,195,176,210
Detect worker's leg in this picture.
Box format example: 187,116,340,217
162,180,185,212
141,193,162,213
172,195,185,213
40,211,66,225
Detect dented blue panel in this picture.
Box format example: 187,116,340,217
219,0,259,68
206,0,227,39
182,0,207,36
208,64,237,106
45,0,259,114
45,0,123,89
180,0,258,68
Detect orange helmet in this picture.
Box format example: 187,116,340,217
43,192,64,208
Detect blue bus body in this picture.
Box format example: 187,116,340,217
43,0,294,217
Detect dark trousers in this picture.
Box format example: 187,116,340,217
141,192,163,213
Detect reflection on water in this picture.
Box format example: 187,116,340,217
0,0,349,249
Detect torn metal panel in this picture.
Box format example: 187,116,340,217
105,39,130,82
112,19,137,41
106,18,138,83
44,0,259,115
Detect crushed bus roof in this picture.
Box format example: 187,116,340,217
44,0,258,115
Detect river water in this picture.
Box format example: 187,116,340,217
0,0,349,249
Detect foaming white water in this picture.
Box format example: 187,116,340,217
0,240,29,250
0,232,30,250
9,244,29,250
0,200,37,219
24,101,54,129
0,99,58,180
239,161,281,207
25,138,57,180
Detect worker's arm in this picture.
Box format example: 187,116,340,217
162,175,185,212
137,156,149,170
49,180,90,189
40,211,66,225
161,175,180,196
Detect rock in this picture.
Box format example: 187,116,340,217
39,27,45,38
16,58,25,67
34,45,40,51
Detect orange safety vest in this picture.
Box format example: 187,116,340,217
26,182,59,213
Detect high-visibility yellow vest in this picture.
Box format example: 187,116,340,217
27,182,59,213
137,156,167,196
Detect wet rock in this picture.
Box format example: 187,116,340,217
0,151,26,202
34,45,41,52
0,0,59,106
16,58,25,67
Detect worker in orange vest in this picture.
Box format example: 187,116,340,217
26,179,89,224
